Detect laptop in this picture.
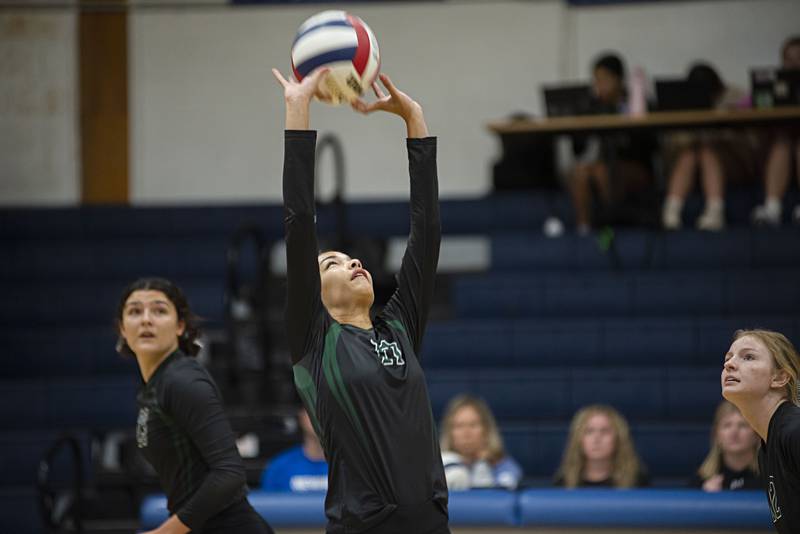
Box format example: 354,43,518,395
751,67,800,108
542,84,594,117
654,78,713,111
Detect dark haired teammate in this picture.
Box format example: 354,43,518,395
117,277,273,534
272,66,450,534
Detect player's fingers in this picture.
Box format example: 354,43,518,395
379,73,399,97
372,81,386,100
271,68,289,88
351,98,368,114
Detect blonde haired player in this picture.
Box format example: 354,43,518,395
723,329,800,533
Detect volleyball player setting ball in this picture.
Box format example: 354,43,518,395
269,10,451,534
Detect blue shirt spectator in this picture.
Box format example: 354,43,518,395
261,408,328,492
261,445,328,492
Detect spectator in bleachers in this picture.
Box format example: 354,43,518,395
117,277,273,534
661,62,756,231
751,35,800,226
439,395,522,490
260,407,328,492
690,400,761,491
723,329,800,532
567,52,656,234
554,405,649,488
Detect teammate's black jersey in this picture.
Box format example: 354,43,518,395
136,350,249,531
283,130,448,533
759,401,800,534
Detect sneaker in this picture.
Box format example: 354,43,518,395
661,197,684,230
697,209,725,231
662,208,682,230
751,203,782,227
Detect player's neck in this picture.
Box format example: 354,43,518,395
329,307,372,330
722,450,755,472
136,345,177,383
583,458,613,482
735,395,787,442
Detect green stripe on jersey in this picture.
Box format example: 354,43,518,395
293,365,324,441
388,319,406,333
322,323,369,449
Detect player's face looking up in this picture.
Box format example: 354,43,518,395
318,251,375,312
450,405,486,461
581,413,616,462
716,410,758,455
722,335,789,402
119,290,185,359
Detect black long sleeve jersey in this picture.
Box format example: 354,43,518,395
759,401,800,534
136,350,248,531
282,130,448,533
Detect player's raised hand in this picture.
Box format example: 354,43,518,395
351,74,428,138
272,67,330,105
272,67,330,130
352,74,419,118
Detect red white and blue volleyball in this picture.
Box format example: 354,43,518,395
291,10,381,105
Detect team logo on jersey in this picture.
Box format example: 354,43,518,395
768,476,782,523
370,339,405,367
136,407,149,448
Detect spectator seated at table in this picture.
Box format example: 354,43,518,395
566,52,657,234
661,61,757,231
751,35,800,227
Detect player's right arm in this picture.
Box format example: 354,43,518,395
273,68,329,365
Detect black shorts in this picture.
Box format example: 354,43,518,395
198,498,274,534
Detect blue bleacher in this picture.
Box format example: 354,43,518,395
140,489,771,529
426,366,721,423
453,270,799,318
491,228,800,271
422,316,799,368
1,195,797,530
0,378,138,431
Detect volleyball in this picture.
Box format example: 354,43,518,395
290,10,381,105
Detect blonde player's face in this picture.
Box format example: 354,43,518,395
722,336,786,402
716,410,758,456
581,413,616,462
120,290,184,359
318,251,374,311
450,405,486,460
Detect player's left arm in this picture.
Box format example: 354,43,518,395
354,75,441,355
168,375,247,531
